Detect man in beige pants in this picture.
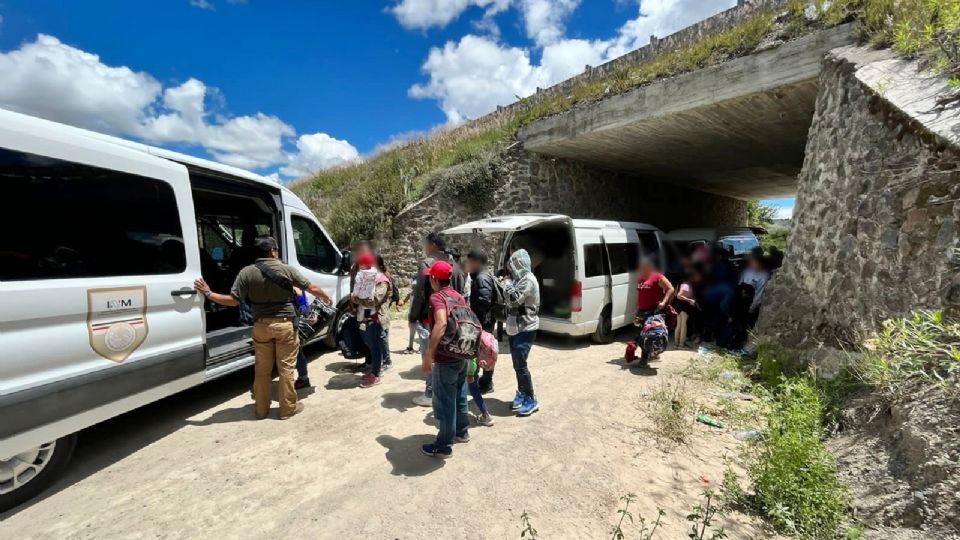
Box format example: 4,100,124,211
194,236,332,420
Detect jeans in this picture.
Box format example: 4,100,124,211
381,325,391,366
296,347,308,380
431,359,469,449
509,331,536,399
361,320,386,377
417,322,432,397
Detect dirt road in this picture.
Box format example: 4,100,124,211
1,320,771,539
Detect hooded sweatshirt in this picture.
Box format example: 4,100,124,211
504,249,540,336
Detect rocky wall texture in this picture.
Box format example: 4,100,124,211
757,48,960,347
377,144,747,276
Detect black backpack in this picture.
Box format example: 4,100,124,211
436,291,483,360
489,276,508,322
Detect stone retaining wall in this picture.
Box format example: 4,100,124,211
378,144,747,276
757,48,960,347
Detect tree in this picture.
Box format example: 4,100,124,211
747,200,777,230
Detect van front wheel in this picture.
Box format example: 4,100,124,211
591,307,615,344
0,433,77,513
323,305,352,349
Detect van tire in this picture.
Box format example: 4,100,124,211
591,306,615,344
0,433,77,513
323,303,352,349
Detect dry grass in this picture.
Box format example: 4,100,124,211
648,377,698,447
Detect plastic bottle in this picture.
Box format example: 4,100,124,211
734,430,761,441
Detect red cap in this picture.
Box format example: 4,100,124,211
429,260,453,280
355,250,375,269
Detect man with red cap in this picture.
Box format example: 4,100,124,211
420,259,471,458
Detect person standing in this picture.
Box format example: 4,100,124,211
503,249,541,417
354,250,391,388
465,249,497,394
421,260,470,458
194,236,331,420
411,232,465,407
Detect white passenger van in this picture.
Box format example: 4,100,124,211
444,214,676,343
0,108,351,510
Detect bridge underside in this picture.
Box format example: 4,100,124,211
518,25,854,200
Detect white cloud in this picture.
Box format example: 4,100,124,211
408,0,739,122
280,133,360,178
0,34,161,134
517,0,580,46
774,205,794,220
390,0,510,30
410,35,542,123
0,34,352,177
189,0,215,10
607,0,737,57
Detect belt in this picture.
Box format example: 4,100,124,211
254,316,294,323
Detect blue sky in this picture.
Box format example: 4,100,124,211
0,0,793,216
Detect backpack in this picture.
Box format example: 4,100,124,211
489,277,508,322
437,290,483,360
477,330,499,370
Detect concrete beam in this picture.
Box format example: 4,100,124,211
518,25,855,200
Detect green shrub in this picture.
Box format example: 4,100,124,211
753,340,806,388
859,310,960,393
749,379,847,538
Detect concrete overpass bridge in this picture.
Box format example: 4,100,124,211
517,25,854,200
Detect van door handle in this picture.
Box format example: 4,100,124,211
171,288,198,297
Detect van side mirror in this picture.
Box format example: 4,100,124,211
338,250,353,275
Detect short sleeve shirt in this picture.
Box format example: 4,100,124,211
427,286,462,362
231,258,311,318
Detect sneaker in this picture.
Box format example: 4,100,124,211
478,412,495,426
511,391,525,410
517,396,539,416
412,393,433,407
401,347,415,355
294,377,311,390
381,362,392,372
455,432,471,443
421,443,452,458
359,374,382,388
279,402,305,420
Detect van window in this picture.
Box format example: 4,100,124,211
637,231,660,267
292,215,338,273
607,243,639,275
1,148,186,281
582,243,606,278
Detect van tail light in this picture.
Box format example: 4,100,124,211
570,281,582,313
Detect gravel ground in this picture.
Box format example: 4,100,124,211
1,319,774,539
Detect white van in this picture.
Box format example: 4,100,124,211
0,109,351,510
444,214,676,343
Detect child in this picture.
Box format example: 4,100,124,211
467,358,494,426
674,280,696,348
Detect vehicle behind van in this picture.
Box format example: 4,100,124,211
445,214,676,344
0,108,351,511
668,227,762,262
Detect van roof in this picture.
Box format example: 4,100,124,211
0,107,297,197
572,218,658,230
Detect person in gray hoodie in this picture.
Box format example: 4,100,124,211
503,248,540,416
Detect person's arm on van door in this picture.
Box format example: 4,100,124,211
656,274,675,310
305,283,333,305
193,277,241,307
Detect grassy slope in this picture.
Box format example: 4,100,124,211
292,0,960,246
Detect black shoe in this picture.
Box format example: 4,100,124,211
294,377,311,390
421,443,452,458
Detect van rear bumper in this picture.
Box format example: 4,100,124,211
538,316,597,337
